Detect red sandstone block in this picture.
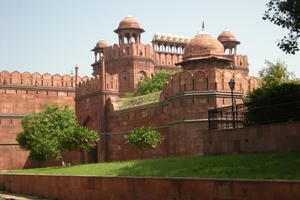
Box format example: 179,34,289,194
270,125,285,138
181,179,214,198
69,176,82,189
214,181,233,199
269,182,294,200
285,122,300,137
109,178,128,193
212,132,220,141
46,186,58,200
145,179,171,196
221,141,228,152
203,132,213,142
214,141,221,153
260,126,272,138
233,180,269,199
56,176,70,189
58,187,72,200
227,140,234,152
102,177,113,192
285,136,300,150
203,143,211,154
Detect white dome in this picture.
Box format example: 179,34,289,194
179,35,184,41
167,33,173,40
184,36,190,42
173,34,179,41
161,32,167,39
154,31,161,39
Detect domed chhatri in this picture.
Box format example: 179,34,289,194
217,28,241,56
114,15,145,45
217,28,237,42
96,39,108,48
118,15,141,29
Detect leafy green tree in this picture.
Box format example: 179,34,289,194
16,103,99,165
263,0,300,54
125,126,164,158
244,59,300,126
258,59,297,88
136,71,173,95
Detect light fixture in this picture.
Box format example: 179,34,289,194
228,79,235,128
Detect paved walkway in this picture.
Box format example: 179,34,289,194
0,191,49,200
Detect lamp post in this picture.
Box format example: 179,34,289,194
228,79,235,128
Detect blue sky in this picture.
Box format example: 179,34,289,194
1,0,299,78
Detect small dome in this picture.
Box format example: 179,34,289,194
217,28,237,42
179,35,184,41
96,39,108,48
184,36,190,42
118,15,140,29
154,31,161,39
183,28,224,60
167,33,173,40
173,34,179,41
161,32,167,39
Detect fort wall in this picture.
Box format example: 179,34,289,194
0,70,88,170
75,68,258,163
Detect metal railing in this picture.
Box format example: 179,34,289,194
208,93,300,130
208,104,247,130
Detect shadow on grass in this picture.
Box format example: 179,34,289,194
107,151,300,180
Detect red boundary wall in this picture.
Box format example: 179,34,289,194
0,174,299,200
203,121,300,155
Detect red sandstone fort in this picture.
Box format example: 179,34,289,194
0,15,259,169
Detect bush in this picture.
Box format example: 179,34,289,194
137,71,173,96
125,126,164,158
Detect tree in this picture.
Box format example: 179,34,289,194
258,59,297,88
136,71,173,96
125,126,164,158
263,0,300,54
16,103,99,165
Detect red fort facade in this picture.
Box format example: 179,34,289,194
0,15,258,169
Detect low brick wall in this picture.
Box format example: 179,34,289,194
203,121,300,155
0,174,299,200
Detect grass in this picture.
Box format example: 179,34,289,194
119,92,160,109
4,151,300,180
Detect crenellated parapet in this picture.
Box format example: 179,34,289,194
102,43,153,60
159,69,258,102
76,75,101,96
76,72,120,97
0,70,88,88
232,55,249,76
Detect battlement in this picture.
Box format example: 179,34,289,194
0,70,89,88
233,55,249,67
104,43,153,60
76,75,101,96
76,72,119,97
159,69,258,102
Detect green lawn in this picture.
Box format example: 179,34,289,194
4,151,300,180
119,92,160,109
